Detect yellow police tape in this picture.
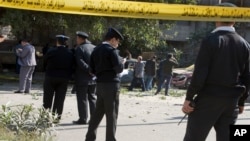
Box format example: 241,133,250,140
0,0,250,22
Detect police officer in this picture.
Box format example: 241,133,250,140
73,31,96,125
85,28,125,141
43,35,75,122
182,3,250,141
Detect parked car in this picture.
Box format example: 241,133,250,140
120,59,137,84
171,65,194,89
120,69,134,84
120,59,146,85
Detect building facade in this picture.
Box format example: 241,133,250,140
163,0,250,66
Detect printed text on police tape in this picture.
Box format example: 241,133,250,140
1,0,250,21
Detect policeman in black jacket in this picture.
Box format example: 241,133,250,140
73,31,96,125
85,28,125,141
43,35,75,122
182,3,250,141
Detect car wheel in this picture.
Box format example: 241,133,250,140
185,78,191,88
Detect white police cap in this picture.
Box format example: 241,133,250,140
56,35,70,40
76,31,89,38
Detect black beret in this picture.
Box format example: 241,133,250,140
106,27,124,40
76,31,89,38
216,2,237,7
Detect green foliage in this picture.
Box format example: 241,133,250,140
0,9,32,38
159,95,166,100
168,89,186,97
0,8,170,56
120,87,129,95
1,9,66,44
189,22,214,44
174,48,183,61
0,73,19,82
179,22,214,66
0,103,57,141
62,15,107,44
120,19,164,56
0,0,198,56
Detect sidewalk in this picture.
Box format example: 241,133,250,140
0,81,249,141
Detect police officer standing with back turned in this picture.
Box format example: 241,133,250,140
43,35,75,122
85,28,125,141
182,3,250,141
73,31,96,125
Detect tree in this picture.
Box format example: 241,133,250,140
0,0,197,57
1,9,66,45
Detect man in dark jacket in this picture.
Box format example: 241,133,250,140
182,3,250,141
73,31,96,125
155,53,178,95
85,28,125,141
43,35,74,122
144,56,157,91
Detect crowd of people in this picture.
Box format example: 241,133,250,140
127,53,179,97
10,26,180,140
1,2,249,141
10,27,125,141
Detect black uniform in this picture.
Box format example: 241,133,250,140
184,28,250,141
85,42,124,141
74,42,96,123
43,46,74,120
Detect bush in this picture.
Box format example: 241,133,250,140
0,103,58,141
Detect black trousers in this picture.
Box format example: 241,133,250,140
76,84,96,122
43,76,69,119
184,94,239,141
86,82,120,141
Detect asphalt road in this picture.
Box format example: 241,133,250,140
0,81,249,141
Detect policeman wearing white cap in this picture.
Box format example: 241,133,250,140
43,34,74,122
55,35,70,45
73,31,96,125
76,31,89,38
